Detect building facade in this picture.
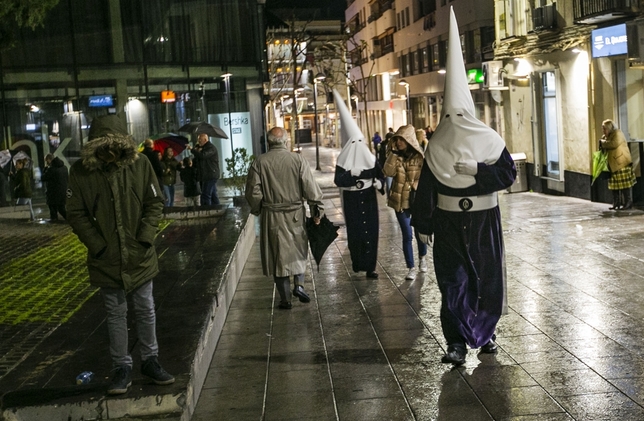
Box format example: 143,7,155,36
1,0,267,176
494,0,643,202
345,0,496,140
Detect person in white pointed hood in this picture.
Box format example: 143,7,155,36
411,7,517,366
333,90,384,279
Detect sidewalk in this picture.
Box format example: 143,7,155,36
192,144,644,420
3,144,644,420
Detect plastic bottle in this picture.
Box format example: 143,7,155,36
76,371,94,385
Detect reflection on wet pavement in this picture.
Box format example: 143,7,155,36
194,146,644,420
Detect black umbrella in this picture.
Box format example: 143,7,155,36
178,121,228,139
306,215,339,271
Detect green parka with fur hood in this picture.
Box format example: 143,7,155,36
66,115,164,292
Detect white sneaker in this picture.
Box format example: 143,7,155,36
405,267,417,280
419,257,428,273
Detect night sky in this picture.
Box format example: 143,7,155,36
266,0,346,20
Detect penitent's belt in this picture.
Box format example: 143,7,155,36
341,179,373,192
437,192,498,212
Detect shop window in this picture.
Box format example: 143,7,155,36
422,47,430,72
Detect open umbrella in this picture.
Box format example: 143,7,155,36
149,133,189,157
178,121,228,139
0,150,10,168
306,215,339,271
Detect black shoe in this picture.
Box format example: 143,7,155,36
293,285,310,303
480,339,498,354
141,356,175,385
108,365,132,395
278,301,292,309
441,346,466,365
366,271,379,279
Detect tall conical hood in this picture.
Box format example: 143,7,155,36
333,89,364,147
333,89,374,171
441,6,475,118
424,6,506,189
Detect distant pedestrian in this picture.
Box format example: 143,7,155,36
600,119,635,210
384,125,427,281
141,138,164,188
425,125,434,141
12,158,34,220
245,126,324,309
190,133,221,205
0,157,10,207
379,127,396,196
416,129,428,151
179,157,201,207
42,153,68,221
372,131,382,151
333,90,383,279
66,115,174,395
161,147,178,207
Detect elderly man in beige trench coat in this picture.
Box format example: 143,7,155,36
245,127,325,309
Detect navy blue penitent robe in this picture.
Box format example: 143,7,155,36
412,149,516,348
334,166,382,273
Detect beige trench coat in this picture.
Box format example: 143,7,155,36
245,144,325,277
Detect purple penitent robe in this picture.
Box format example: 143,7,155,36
412,148,516,348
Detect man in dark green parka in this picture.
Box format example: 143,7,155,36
66,115,174,395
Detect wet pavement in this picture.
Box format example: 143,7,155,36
3,143,644,420
193,145,644,420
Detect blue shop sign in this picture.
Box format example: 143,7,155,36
592,24,627,58
88,95,114,107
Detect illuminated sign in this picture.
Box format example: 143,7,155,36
467,68,484,84
592,24,627,58
88,95,114,107
161,90,176,103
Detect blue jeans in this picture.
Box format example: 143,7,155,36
101,281,158,368
163,185,175,207
395,209,427,268
200,179,220,205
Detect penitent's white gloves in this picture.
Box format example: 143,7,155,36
374,179,382,190
350,168,362,177
453,159,478,176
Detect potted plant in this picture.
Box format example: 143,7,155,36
224,147,255,205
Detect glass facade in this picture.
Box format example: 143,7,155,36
0,0,265,169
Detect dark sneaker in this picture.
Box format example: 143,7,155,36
292,285,310,303
107,365,132,395
278,301,292,309
141,356,175,385
441,345,466,365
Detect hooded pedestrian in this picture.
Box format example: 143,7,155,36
66,115,175,394
333,90,384,279
412,7,516,365
383,124,427,281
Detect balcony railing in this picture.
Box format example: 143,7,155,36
573,0,638,24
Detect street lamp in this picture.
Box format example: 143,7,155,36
313,73,326,170
399,79,411,124
294,87,304,151
222,72,233,157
